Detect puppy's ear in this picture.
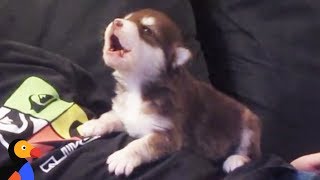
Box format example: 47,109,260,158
174,47,191,67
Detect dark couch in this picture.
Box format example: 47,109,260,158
0,0,319,179
191,0,320,161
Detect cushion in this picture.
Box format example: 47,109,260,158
190,0,320,161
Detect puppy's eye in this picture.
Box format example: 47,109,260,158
142,26,153,35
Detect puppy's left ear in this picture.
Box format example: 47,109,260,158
174,47,192,67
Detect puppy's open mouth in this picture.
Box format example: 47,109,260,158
108,34,130,57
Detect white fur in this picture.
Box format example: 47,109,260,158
107,135,152,176
136,41,165,77
141,16,156,26
107,148,141,176
174,47,191,67
223,154,250,173
79,111,123,137
237,128,253,155
111,82,172,138
223,128,253,173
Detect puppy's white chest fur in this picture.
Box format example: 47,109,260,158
112,90,171,138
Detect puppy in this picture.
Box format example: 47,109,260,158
80,9,261,177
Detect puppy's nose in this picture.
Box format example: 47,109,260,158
113,19,123,28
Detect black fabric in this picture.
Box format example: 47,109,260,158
32,134,221,180
226,155,297,180
226,155,320,180
191,0,320,161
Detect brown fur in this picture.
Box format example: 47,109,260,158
125,9,185,70
140,67,261,162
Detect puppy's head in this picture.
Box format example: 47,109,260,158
103,9,191,75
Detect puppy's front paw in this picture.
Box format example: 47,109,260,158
79,119,108,137
223,154,250,173
107,149,142,176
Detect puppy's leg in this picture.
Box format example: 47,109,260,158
223,109,261,173
107,132,179,176
79,111,124,137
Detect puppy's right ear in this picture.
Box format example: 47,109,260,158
174,47,192,67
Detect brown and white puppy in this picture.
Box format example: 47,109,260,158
80,9,261,177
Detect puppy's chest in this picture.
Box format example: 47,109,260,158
112,91,171,138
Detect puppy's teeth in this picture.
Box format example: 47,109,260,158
120,50,124,56
110,48,114,51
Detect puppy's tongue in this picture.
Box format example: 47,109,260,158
119,50,125,57
118,49,130,58
108,49,126,58
109,34,130,58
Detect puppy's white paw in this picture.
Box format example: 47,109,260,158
107,149,142,176
79,119,109,137
223,155,250,173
